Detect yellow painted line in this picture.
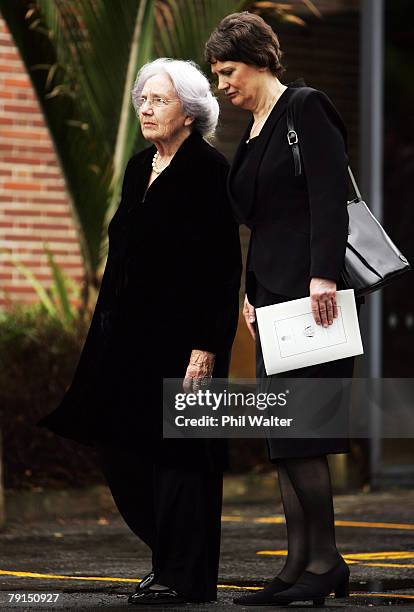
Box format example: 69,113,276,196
0,570,138,584
335,519,414,530
222,515,414,531
257,550,357,564
255,552,414,569
256,550,414,562
345,552,414,560
354,593,414,600
2,570,414,599
253,516,286,524
362,562,414,569
218,584,262,591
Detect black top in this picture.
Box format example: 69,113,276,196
231,136,259,206
228,81,350,299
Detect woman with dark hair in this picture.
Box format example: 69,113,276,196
38,58,241,606
206,12,363,607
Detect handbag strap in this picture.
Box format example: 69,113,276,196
347,166,362,201
286,89,363,202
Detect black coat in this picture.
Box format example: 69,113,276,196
228,81,361,459
228,80,350,300
38,131,242,465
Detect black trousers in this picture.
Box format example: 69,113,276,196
95,442,223,601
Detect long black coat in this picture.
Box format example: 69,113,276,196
39,131,242,466
228,81,362,459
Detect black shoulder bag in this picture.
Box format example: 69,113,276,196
286,89,411,297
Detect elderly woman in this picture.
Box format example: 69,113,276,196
38,58,241,605
205,12,363,608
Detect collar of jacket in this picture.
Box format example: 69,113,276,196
228,78,307,225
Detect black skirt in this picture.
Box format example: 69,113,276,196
250,273,361,460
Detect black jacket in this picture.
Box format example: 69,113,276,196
228,81,350,299
38,131,242,452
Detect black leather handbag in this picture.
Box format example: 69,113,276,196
287,89,411,297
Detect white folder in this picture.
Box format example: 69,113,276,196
255,289,364,375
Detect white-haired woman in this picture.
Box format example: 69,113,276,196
38,59,241,605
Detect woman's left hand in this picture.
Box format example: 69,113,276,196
183,349,215,392
309,277,338,327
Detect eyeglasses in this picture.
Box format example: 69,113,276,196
136,96,179,110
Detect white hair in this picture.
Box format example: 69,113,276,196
131,58,219,138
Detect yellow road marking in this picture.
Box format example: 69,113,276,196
351,593,414,600
361,562,414,569
255,551,414,569
335,520,414,530
0,570,138,583
345,552,414,560
257,550,414,561
2,570,414,599
222,515,414,530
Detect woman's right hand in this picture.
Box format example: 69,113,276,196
243,294,256,340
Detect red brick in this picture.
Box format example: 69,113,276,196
0,51,19,61
45,184,66,192
3,181,43,191
7,196,67,205
4,103,40,113
3,77,31,88
2,144,54,154
4,234,79,242
16,91,36,100
2,156,57,166
1,259,81,268
38,210,70,217
3,209,43,216
29,197,67,205
0,63,24,73
32,171,60,180
14,247,78,255
2,285,44,293
18,222,72,231
1,128,48,140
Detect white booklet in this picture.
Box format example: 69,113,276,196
255,289,364,375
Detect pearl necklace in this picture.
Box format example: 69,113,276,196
152,151,171,174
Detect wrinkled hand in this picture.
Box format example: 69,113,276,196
310,277,338,327
243,294,256,340
183,349,215,392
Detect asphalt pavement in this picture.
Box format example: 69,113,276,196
1,490,414,610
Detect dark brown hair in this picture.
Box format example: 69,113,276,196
205,12,285,78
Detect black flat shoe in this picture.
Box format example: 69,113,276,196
270,556,350,607
233,576,293,606
134,570,155,592
128,586,186,605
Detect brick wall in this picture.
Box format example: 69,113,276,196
0,15,83,309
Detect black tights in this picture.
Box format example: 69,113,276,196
276,455,341,582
